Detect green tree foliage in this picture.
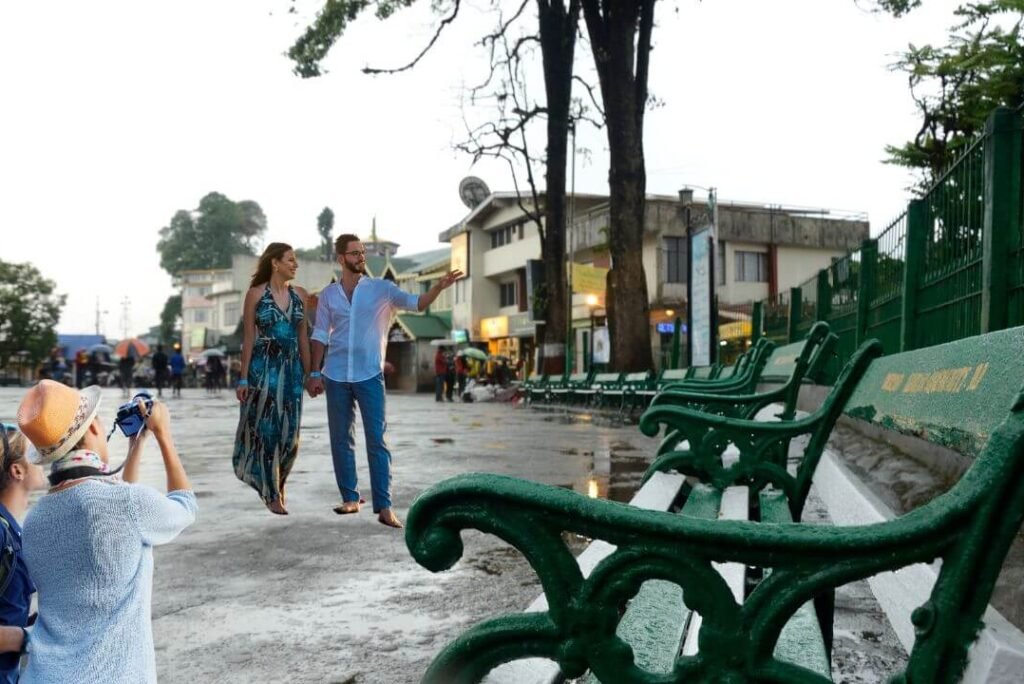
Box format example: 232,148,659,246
159,294,181,344
0,260,66,369
157,192,267,275
883,1,1024,186
318,206,335,260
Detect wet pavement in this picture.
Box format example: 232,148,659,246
0,387,658,684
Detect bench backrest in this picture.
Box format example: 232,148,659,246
843,325,1024,459
565,371,592,387
658,368,690,385
623,371,653,389
591,371,624,388
688,365,717,379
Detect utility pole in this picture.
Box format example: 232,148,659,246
94,298,108,336
120,297,131,339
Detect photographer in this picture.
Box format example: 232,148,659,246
15,381,196,683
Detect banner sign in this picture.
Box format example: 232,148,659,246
593,327,610,363
688,228,713,367
571,263,608,295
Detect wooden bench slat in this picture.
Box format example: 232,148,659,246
760,490,832,678
483,472,687,684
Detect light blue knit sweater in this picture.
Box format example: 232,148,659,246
21,480,197,683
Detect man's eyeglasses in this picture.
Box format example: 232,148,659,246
343,250,367,258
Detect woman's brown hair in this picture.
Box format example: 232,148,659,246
0,430,26,492
250,242,294,288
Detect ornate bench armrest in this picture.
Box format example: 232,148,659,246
408,473,978,683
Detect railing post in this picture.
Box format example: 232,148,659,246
982,107,1022,333
900,200,929,351
751,301,763,345
787,287,802,343
815,269,831,322
856,238,878,347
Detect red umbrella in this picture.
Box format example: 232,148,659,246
114,338,150,358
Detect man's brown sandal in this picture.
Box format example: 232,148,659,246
333,501,361,515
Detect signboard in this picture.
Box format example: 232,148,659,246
190,327,206,349
450,232,469,277
571,263,608,295
451,329,469,344
593,327,610,363
656,322,688,334
508,312,535,337
480,316,509,340
719,320,752,340
688,228,714,366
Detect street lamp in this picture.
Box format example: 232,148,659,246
585,294,599,371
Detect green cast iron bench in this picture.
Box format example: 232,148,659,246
546,371,592,405
649,322,837,458
604,370,655,415
659,337,775,395
573,372,625,407
406,326,1024,682
520,373,548,404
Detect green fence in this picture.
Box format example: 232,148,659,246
752,106,1023,371
865,211,906,355
763,290,790,344
913,135,986,348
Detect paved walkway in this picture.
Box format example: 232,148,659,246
0,388,655,683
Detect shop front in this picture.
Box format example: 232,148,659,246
479,313,535,381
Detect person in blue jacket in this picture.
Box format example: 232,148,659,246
0,423,47,681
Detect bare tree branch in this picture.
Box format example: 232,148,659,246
363,0,462,75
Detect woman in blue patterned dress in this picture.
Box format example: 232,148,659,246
233,243,310,515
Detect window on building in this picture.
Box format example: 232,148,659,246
735,251,768,282
665,236,687,283
500,282,517,307
224,302,240,327
193,309,208,324
716,241,726,286
489,225,516,249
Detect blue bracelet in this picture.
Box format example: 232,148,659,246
237,379,249,387
309,371,322,379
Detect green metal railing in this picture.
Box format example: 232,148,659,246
793,274,818,340
914,135,986,348
825,250,860,363
1010,127,1024,327
865,211,906,355
763,290,789,344
751,106,1023,371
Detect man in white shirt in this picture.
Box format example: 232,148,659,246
307,234,462,528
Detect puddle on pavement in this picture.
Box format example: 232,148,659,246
556,447,651,505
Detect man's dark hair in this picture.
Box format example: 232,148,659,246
334,233,361,256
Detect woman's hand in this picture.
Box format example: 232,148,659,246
236,384,248,402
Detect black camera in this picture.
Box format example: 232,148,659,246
114,391,154,437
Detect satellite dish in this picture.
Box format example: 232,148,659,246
459,176,491,209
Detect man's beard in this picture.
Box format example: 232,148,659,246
343,260,366,275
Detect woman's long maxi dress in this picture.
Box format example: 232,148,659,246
233,286,305,503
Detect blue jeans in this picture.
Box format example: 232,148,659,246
325,374,393,511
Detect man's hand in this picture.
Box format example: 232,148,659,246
305,377,324,398
143,400,171,440
438,270,464,290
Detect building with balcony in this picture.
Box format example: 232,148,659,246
440,189,870,373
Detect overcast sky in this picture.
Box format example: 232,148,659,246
0,0,965,337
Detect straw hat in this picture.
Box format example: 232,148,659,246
17,381,102,464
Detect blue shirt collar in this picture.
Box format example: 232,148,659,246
0,503,22,539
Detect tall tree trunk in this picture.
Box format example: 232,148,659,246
537,0,580,375
581,0,655,372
